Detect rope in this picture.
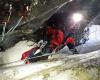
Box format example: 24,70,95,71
6,16,23,34
1,22,7,41
7,4,12,23
18,0,73,27
0,4,13,40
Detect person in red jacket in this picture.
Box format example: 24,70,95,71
43,26,64,53
65,33,79,54
21,26,64,63
65,33,75,49
45,26,64,52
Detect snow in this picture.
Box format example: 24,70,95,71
48,70,78,80
0,40,34,65
0,49,100,80
77,25,100,54
88,25,100,43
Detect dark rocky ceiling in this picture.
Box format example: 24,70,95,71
0,0,100,32
0,0,100,51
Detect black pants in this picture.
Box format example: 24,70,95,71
67,43,75,49
67,43,79,54
28,48,48,62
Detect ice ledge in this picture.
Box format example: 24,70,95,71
0,50,100,80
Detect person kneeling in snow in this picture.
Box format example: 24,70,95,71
65,33,79,54
44,26,64,53
21,25,64,63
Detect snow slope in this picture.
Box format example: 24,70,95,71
77,25,100,54
0,40,34,65
0,50,100,80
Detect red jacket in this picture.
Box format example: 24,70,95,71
47,27,64,49
65,37,75,45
